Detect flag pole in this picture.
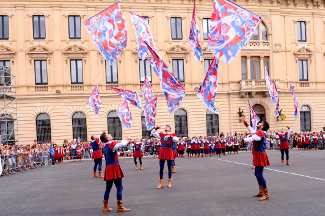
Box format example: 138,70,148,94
96,75,101,85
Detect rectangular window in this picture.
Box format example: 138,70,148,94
34,60,48,85
250,58,260,79
70,59,83,84
171,17,182,40
33,15,46,39
298,60,308,81
241,57,247,80
203,18,211,40
297,21,306,42
106,61,118,83
0,60,10,85
172,59,184,82
204,59,213,74
69,15,81,39
264,58,269,77
139,59,152,83
0,16,9,40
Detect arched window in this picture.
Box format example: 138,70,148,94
141,112,151,139
252,22,268,41
72,112,87,141
206,110,219,136
300,106,311,132
107,111,122,140
36,113,51,143
252,104,266,122
0,114,15,143
174,109,188,137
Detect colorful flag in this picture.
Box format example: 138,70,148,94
288,80,299,119
141,77,155,105
196,57,219,114
189,0,203,61
116,99,133,128
110,86,142,109
265,68,278,104
135,31,185,113
144,97,157,130
208,0,260,63
138,35,185,98
130,12,157,60
83,2,127,65
248,96,260,131
86,84,102,115
274,96,280,117
165,92,184,114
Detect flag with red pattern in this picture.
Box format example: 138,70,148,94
288,79,299,119
86,84,102,115
189,0,203,61
83,2,127,65
141,77,155,105
248,96,260,131
197,57,219,114
110,86,142,109
130,12,157,60
144,97,157,130
116,99,133,129
208,0,260,63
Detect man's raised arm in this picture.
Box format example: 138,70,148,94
151,125,161,139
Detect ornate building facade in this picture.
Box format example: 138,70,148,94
0,0,324,145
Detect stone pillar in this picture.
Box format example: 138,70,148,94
260,56,265,79
247,56,251,80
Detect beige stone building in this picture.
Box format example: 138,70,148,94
0,0,324,145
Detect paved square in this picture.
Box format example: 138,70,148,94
1,149,325,216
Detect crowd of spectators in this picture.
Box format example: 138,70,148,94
1,130,324,177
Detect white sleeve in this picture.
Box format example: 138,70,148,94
247,126,256,134
287,128,292,137
112,140,128,152
172,136,179,142
151,129,161,139
244,134,262,143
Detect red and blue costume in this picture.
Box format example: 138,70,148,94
91,139,103,176
151,128,178,183
103,140,127,201
204,140,210,155
133,143,143,168
278,128,292,163
186,139,191,157
243,121,270,198
177,141,185,156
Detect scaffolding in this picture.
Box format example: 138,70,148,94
0,65,18,145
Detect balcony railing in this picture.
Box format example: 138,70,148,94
240,79,270,91
13,80,325,96
242,40,270,50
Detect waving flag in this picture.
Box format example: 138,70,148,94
288,79,299,119
275,96,280,117
189,0,203,61
110,86,142,109
130,12,157,60
248,96,260,131
197,57,219,114
86,84,102,115
83,2,127,65
142,77,155,105
208,0,260,63
265,69,278,104
144,97,157,130
116,99,133,128
165,92,184,114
